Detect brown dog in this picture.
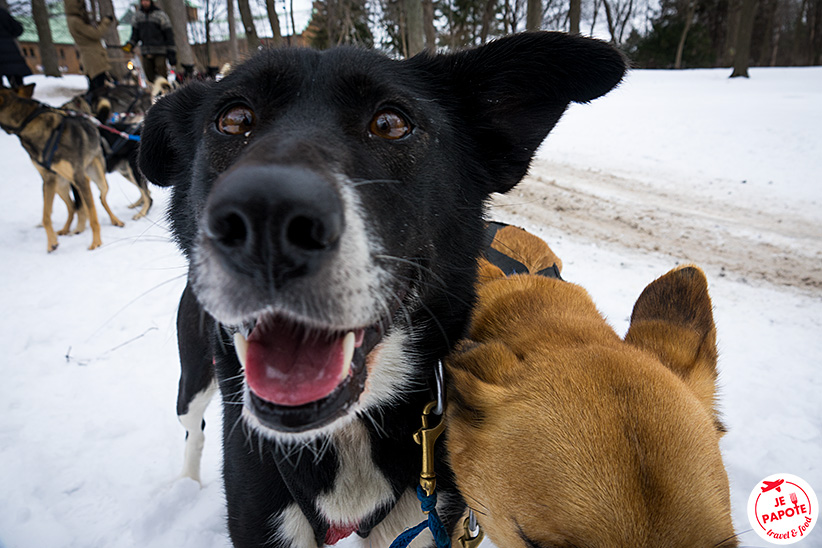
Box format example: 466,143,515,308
0,86,124,251
445,225,736,548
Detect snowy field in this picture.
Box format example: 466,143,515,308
0,66,820,548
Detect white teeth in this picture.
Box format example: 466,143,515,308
233,332,248,369
341,331,355,380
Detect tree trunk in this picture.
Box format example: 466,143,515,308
616,0,634,43
158,0,197,68
770,24,780,66
675,0,697,68
422,0,435,50
589,0,600,35
601,0,617,43
30,0,60,76
811,0,822,65
730,0,758,77
289,0,297,42
405,0,424,56
236,0,261,52
227,0,239,61
479,0,496,42
205,0,212,65
569,0,580,33
265,0,283,46
722,0,742,65
526,0,540,29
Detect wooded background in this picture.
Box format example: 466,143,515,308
2,0,820,80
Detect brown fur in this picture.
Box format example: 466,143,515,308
0,87,123,251
446,226,736,548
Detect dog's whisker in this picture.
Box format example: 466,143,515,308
375,254,448,290
360,408,389,439
349,178,402,187
226,413,247,450
460,493,490,516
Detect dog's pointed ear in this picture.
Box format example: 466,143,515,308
17,83,36,99
412,31,627,193
139,80,214,187
624,266,723,431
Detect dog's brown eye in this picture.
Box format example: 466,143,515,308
369,110,411,140
218,105,256,135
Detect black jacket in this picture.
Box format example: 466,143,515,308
128,2,175,56
0,7,32,77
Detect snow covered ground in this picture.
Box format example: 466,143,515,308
0,66,820,548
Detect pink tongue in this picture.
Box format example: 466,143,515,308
245,327,348,407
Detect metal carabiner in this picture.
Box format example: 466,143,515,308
413,400,446,499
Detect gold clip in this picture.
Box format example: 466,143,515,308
413,400,446,499
458,514,485,548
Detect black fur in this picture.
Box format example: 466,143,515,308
140,32,625,548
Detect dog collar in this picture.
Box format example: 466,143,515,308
484,222,563,280
325,523,358,544
0,104,52,135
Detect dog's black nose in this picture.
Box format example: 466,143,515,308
205,165,344,285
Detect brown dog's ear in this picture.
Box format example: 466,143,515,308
624,266,722,426
411,32,627,193
16,83,36,98
139,80,214,187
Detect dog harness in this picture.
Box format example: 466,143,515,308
1,105,67,172
484,221,563,280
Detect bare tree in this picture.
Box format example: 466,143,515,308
674,0,697,68
158,0,198,69
526,0,540,28
422,0,435,50
30,0,60,76
265,0,283,46
569,0,580,33
405,0,424,54
730,0,758,76
289,0,297,41
227,0,239,61
479,0,496,42
600,0,634,44
237,0,261,51
589,0,601,35
722,0,741,65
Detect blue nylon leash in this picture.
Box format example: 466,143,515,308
389,485,451,548
389,362,452,548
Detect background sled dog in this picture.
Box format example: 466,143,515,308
0,87,123,251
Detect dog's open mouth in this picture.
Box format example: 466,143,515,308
233,315,387,432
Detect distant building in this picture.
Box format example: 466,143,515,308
15,5,306,78
16,13,131,76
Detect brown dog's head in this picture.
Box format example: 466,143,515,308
446,229,736,548
0,86,36,134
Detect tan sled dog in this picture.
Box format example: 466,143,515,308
446,224,736,548
0,86,123,251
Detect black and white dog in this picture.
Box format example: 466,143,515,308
139,32,626,547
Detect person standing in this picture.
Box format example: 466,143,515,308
0,6,32,88
63,0,114,94
123,0,175,84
